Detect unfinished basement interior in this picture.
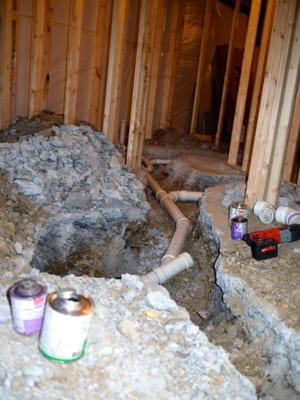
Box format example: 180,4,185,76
0,0,299,399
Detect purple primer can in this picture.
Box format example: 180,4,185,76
9,278,47,335
231,216,248,240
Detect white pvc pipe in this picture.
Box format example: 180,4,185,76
146,252,193,284
150,159,172,165
168,190,203,202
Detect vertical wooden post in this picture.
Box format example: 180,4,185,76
28,0,47,117
102,0,130,142
227,0,262,166
265,7,300,204
245,0,299,207
214,0,240,146
10,2,19,120
241,0,275,172
89,0,112,130
190,0,213,134
127,0,162,173
284,80,300,182
63,0,84,124
0,0,13,129
159,0,185,129
144,0,167,139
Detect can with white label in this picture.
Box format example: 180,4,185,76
9,278,47,335
228,202,251,225
39,289,94,362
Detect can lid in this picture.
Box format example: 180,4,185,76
14,278,42,297
50,289,93,315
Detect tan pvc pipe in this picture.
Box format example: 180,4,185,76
144,168,192,264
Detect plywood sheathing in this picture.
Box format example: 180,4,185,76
126,0,167,173
227,0,262,166
190,0,214,135
245,0,300,207
284,80,300,182
215,0,241,146
63,0,84,124
0,0,13,129
241,0,276,172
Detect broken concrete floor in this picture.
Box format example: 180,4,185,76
0,118,299,399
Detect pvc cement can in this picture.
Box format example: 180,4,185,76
39,289,94,362
228,202,251,225
9,278,47,335
231,216,248,240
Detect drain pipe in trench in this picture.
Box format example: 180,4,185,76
143,158,202,284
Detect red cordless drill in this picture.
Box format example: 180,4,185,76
243,224,300,260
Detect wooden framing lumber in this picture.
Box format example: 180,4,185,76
63,0,84,124
215,0,240,146
159,0,185,129
10,2,19,120
144,0,167,139
228,0,262,166
102,0,130,142
284,79,300,182
0,0,13,129
245,0,299,207
127,0,161,173
89,0,113,130
241,0,275,172
265,5,300,204
190,0,213,134
28,0,47,117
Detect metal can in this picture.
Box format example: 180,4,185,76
9,278,47,335
231,216,248,240
228,201,251,225
39,289,94,362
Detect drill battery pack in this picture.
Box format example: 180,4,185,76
243,236,278,260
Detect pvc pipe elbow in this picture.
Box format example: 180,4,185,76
146,252,194,285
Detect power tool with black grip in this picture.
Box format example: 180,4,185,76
243,224,300,260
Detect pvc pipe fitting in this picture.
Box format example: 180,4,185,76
253,200,275,224
146,252,193,284
276,206,300,224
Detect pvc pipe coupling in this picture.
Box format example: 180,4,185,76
145,252,194,285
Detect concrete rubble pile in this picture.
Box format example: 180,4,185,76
0,125,150,276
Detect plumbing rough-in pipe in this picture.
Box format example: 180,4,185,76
143,158,203,282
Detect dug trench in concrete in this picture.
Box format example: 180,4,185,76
0,116,299,399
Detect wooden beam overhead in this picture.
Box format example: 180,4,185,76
241,0,275,172
28,0,47,117
102,0,130,142
215,0,241,146
159,0,185,130
228,0,262,166
63,0,84,124
0,0,13,129
190,0,213,135
245,0,299,207
89,0,113,130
